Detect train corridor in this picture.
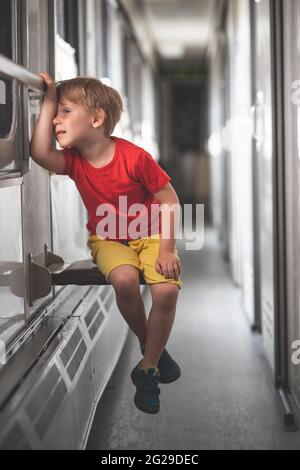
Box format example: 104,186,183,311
3,0,300,451
87,227,300,450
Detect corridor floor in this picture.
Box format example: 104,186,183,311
87,228,300,450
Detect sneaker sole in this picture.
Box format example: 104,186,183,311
159,368,181,384
134,395,160,414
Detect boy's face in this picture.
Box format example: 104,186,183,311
53,98,96,148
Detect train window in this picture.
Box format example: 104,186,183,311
0,0,13,139
56,0,66,39
56,0,80,68
0,79,13,139
63,0,79,65
0,0,12,59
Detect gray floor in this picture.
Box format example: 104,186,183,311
86,228,300,450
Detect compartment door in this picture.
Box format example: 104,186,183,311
282,0,300,407
252,0,275,371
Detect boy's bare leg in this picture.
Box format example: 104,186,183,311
109,266,148,347
115,291,148,347
139,283,179,370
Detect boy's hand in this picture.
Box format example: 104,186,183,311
39,72,57,103
155,252,181,280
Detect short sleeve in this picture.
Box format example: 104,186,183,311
55,148,76,176
134,151,171,194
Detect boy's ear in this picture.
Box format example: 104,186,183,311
92,109,105,129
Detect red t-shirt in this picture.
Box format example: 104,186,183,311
57,136,171,240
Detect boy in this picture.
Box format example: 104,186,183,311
30,72,182,414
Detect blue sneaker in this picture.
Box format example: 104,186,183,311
140,345,181,384
131,365,161,414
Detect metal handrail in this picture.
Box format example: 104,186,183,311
0,54,45,92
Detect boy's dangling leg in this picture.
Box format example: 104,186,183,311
109,265,148,347
139,283,179,370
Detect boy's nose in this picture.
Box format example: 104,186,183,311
53,116,60,126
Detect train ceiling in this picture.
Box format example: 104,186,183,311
119,0,220,67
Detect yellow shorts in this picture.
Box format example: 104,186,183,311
87,234,182,289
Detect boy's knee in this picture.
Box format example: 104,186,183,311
151,284,179,311
109,266,140,298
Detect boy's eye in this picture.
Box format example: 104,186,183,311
63,109,70,114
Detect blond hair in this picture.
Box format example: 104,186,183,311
56,77,123,137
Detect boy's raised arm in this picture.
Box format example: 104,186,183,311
30,72,65,173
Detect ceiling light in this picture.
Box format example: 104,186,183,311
159,43,185,58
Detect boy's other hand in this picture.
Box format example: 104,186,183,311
155,252,181,280
39,72,57,103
